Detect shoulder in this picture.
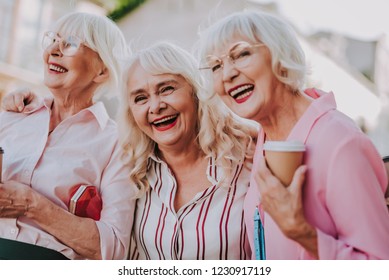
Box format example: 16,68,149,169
310,109,363,145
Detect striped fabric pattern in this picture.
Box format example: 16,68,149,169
129,155,251,260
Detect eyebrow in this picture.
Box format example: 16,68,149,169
128,79,179,97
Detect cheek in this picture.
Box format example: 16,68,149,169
43,51,48,62
213,79,224,94
130,106,148,130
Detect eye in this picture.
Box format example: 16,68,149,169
211,63,222,72
133,95,148,104
206,56,222,72
159,85,175,95
63,36,80,49
231,47,251,61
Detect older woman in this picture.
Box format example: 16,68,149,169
196,10,389,259
119,41,256,259
0,12,135,259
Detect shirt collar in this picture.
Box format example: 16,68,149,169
147,149,219,185
287,88,337,143
25,97,110,131
84,101,110,130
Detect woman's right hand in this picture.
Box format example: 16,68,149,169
1,88,40,112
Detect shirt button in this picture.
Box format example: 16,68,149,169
10,229,16,234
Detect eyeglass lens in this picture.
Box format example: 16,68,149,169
42,32,81,56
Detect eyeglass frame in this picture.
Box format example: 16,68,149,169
42,31,85,57
199,41,265,73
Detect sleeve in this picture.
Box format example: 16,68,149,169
95,142,137,260
318,134,389,259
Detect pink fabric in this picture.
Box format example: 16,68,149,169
0,98,136,259
244,89,389,259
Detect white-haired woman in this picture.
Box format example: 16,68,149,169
0,12,136,259
196,10,389,259
120,41,256,259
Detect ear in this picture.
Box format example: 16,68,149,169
93,67,109,84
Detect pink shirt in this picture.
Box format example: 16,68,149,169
129,154,251,260
244,89,389,259
0,98,136,259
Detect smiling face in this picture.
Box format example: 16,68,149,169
127,62,198,152
42,32,106,98
209,37,284,123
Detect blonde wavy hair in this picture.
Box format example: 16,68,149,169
118,41,257,196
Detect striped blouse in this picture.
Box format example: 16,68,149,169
129,154,252,260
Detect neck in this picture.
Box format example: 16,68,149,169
260,89,311,141
158,140,205,170
49,95,94,132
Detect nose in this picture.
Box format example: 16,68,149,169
47,41,62,57
149,95,166,114
222,57,238,82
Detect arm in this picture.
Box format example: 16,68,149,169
0,145,136,260
94,143,137,260
318,135,389,259
0,180,102,259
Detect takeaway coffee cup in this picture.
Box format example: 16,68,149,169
263,141,305,186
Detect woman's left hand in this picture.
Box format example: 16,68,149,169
255,156,319,258
0,181,34,218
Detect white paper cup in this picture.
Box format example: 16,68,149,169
263,141,305,186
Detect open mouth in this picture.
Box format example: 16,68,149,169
49,64,68,73
151,114,179,131
229,85,254,101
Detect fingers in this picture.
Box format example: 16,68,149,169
255,156,284,200
14,91,27,112
1,92,22,112
24,94,40,112
289,165,307,193
1,88,38,113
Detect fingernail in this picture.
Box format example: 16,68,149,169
18,106,23,112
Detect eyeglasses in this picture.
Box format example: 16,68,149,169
199,41,265,74
42,31,84,56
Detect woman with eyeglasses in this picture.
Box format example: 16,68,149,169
0,12,136,259
196,10,389,259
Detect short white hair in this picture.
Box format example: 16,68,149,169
53,12,129,95
196,10,307,91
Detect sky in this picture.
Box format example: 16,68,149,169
254,0,389,40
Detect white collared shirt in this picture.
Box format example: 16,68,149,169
0,98,136,259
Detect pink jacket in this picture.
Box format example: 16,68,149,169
244,89,389,259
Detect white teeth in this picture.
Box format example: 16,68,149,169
153,115,177,125
49,64,67,73
230,85,253,97
236,92,251,100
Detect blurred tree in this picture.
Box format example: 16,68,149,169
91,0,147,21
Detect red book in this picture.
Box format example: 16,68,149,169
68,185,102,221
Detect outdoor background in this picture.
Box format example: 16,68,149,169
1,0,388,155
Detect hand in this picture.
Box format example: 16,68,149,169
1,88,40,113
0,181,34,218
255,156,309,239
